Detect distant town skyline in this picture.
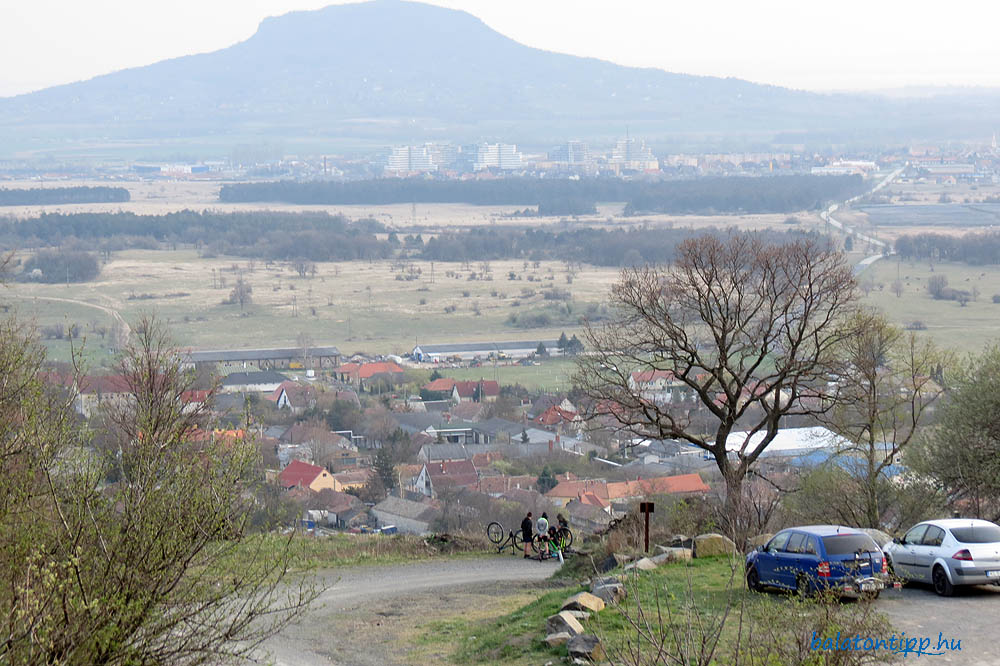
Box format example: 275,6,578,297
2,0,999,98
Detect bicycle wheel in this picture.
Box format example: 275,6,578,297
513,531,524,550
558,527,574,549
530,535,545,555
486,521,504,545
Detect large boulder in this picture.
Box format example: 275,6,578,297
545,632,571,648
747,533,774,550
596,552,633,573
568,634,604,662
693,533,738,558
562,591,605,613
564,610,591,621
589,576,621,591
546,611,584,637
669,534,694,549
624,557,658,572
592,583,627,604
651,547,692,564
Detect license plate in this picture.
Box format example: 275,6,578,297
860,582,877,592
987,570,1000,578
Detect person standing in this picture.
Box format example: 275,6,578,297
520,512,533,558
536,512,550,559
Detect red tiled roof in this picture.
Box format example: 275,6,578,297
454,380,500,398
631,369,676,384
428,460,478,489
546,479,610,500
314,488,361,514
37,371,75,388
547,473,709,501
277,459,325,489
471,451,503,467
332,468,373,485
579,492,610,509
477,474,535,494
639,473,710,495
423,378,457,392
181,389,211,404
358,362,405,379
606,480,645,499
535,405,577,426
78,375,131,395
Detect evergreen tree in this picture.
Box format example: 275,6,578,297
374,448,396,492
536,466,557,493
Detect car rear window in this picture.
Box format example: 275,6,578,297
821,534,880,555
951,525,1000,543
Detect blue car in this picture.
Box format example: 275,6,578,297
745,525,888,598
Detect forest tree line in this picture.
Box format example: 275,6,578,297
3,210,824,269
0,186,130,206
895,231,1000,264
218,175,865,215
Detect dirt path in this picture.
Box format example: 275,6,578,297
261,557,561,666
9,293,130,343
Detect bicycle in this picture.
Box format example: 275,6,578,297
529,526,574,559
486,521,524,555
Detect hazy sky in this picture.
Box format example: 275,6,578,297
2,0,999,97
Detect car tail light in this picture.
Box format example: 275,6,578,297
817,561,830,577
952,549,973,561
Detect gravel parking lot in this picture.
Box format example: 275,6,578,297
882,583,1000,665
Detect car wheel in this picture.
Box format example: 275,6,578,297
746,566,762,592
795,574,812,598
932,566,954,597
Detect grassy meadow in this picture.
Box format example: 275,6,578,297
410,555,893,665
4,249,620,360
860,257,1000,352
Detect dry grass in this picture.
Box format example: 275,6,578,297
0,178,823,234
5,250,622,353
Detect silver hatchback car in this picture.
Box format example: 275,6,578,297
884,519,1000,596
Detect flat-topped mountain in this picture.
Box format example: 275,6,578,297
1,0,997,153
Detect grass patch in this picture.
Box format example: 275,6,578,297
416,555,894,665
861,257,1000,352
440,356,578,392
224,531,490,573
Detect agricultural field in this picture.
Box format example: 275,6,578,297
0,178,824,233
860,257,1000,351
3,250,622,360
437,357,579,392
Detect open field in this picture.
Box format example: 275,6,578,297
860,257,1000,351
7,245,999,364
878,179,1000,205
3,250,622,356
438,357,579,392
0,178,825,232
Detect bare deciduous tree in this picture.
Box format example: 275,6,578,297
1,316,316,665
576,234,857,538
818,312,948,527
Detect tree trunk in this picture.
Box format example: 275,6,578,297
864,447,880,528
721,463,750,547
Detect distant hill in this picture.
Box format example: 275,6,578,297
1,0,998,156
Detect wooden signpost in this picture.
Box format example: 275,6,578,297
639,501,655,554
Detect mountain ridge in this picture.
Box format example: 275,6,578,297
0,0,997,156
